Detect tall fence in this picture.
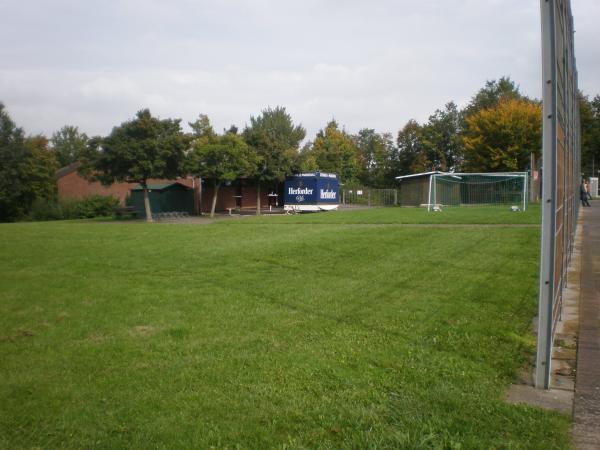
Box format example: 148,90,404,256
536,0,581,389
341,188,398,207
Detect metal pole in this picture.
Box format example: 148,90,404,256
536,0,557,390
530,153,537,203
427,175,433,211
523,173,528,212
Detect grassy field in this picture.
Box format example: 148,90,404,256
241,204,542,225
0,206,571,449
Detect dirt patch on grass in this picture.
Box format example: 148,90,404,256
86,333,108,343
0,329,35,343
129,325,157,337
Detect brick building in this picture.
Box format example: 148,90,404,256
56,163,274,214
200,180,273,213
56,163,139,204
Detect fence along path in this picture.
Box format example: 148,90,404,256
536,0,581,390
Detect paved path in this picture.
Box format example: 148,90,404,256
573,203,600,449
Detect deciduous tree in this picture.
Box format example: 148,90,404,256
462,99,541,172
242,107,305,214
298,142,318,172
395,120,428,175
187,120,258,217
24,135,58,203
0,103,58,221
309,120,360,184
463,77,525,117
354,128,395,187
82,109,188,222
579,93,600,178
420,102,463,171
189,114,216,141
50,125,88,168
0,103,26,221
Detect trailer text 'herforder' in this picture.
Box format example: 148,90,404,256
284,172,339,212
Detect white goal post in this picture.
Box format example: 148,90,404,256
427,172,528,211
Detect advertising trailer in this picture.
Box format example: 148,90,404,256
284,172,339,212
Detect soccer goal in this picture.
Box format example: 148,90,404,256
427,172,528,211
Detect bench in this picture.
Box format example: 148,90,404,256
114,206,138,219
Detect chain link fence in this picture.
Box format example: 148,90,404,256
341,188,399,207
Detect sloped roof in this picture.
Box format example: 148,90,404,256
55,161,82,179
131,182,191,191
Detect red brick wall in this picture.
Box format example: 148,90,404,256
57,171,195,206
239,185,269,209
56,169,275,214
199,183,269,213
200,184,237,212
57,171,136,205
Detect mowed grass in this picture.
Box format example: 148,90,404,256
241,203,542,225
0,206,571,449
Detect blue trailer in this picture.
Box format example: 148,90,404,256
284,172,339,212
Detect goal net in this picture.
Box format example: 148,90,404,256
427,172,528,211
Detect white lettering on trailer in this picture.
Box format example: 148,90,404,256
296,172,337,178
320,189,336,199
288,187,313,195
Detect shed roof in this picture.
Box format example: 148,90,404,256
131,182,191,191
55,161,82,179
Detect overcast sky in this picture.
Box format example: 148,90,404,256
0,0,598,141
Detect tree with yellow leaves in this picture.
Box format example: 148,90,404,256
462,98,541,172
308,120,360,183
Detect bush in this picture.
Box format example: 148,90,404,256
67,195,120,218
27,195,120,221
28,198,63,221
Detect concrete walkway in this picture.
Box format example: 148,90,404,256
573,203,600,449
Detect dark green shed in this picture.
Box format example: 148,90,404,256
130,182,194,218
395,171,442,207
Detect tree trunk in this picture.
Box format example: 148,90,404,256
256,184,261,216
143,183,153,223
210,180,220,218
197,177,203,215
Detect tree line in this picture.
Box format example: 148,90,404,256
2,76,600,222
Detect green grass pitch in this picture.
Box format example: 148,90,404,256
0,205,572,449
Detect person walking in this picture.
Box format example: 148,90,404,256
580,179,591,207
585,180,592,203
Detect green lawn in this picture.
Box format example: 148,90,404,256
242,203,542,225
0,206,571,449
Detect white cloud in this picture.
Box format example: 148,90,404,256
0,0,597,141
80,77,141,100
